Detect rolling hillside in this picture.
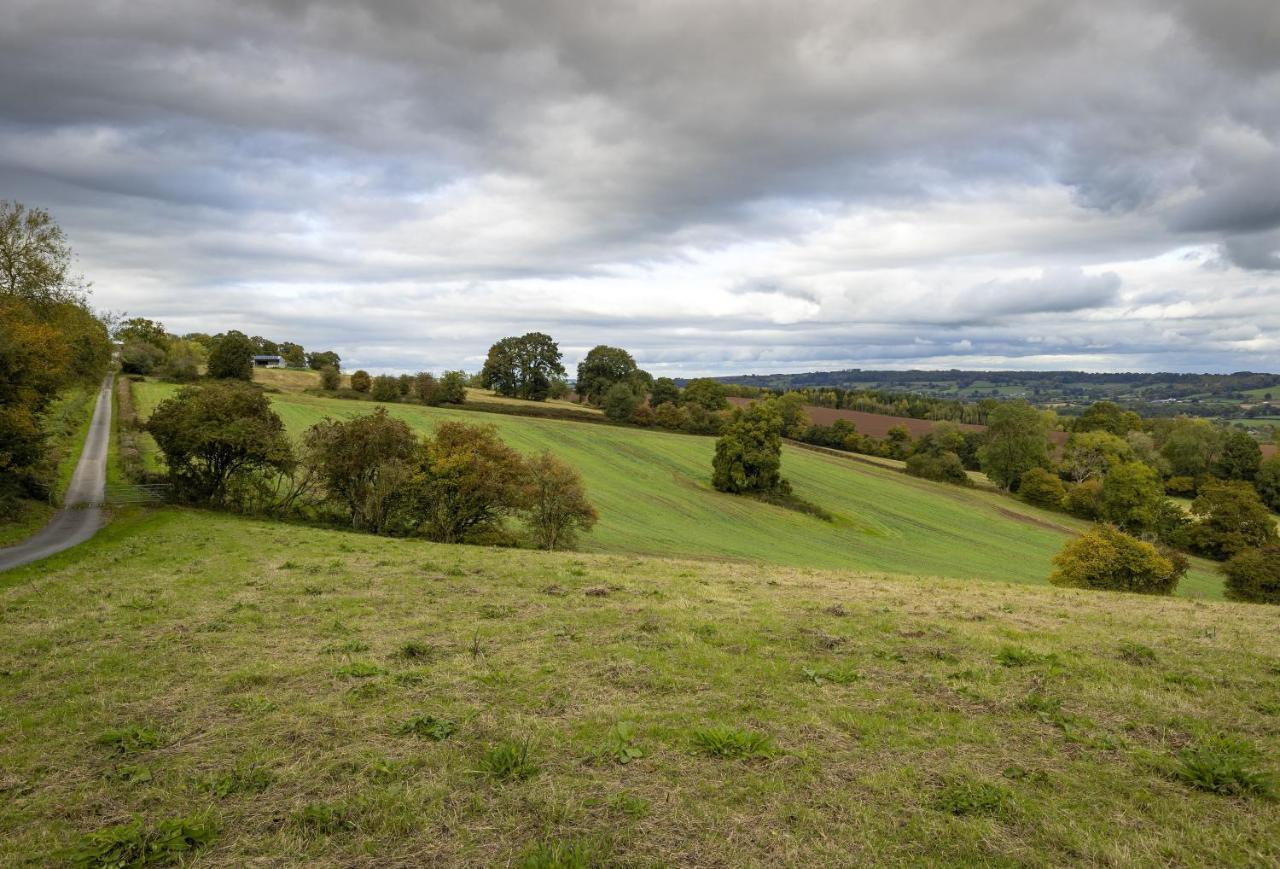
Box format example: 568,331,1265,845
131,380,1224,596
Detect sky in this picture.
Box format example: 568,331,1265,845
2,0,1278,377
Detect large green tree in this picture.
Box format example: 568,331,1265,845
1188,480,1279,559
207,331,254,381
303,408,417,533
408,421,527,542
1159,419,1220,479
576,345,638,405
1256,456,1280,511
712,400,787,494
682,378,729,411
978,400,1050,491
1214,430,1262,482
147,381,294,505
480,332,566,401
1099,461,1166,533
1072,401,1141,436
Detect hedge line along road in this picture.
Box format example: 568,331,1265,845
0,374,113,572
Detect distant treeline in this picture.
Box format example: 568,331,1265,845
716,369,1280,393
715,383,993,425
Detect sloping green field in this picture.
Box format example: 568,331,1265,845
0,510,1275,866
132,381,1223,596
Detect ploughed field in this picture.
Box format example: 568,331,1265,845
0,509,1276,866
131,379,1225,596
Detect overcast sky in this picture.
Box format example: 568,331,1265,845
3,1,1278,376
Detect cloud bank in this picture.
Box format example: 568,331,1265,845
1,0,1278,374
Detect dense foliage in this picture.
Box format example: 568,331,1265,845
480,332,566,401
712,401,787,494
1220,547,1280,605
1049,525,1183,595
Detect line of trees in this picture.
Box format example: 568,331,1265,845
0,201,113,512
145,382,597,549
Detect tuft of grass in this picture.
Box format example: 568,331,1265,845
201,762,274,798
995,645,1053,667
601,721,644,765
294,801,357,834
520,837,605,868
335,662,385,678
932,775,1014,816
801,664,862,685
395,714,458,741
395,640,435,660
691,725,774,760
96,726,164,756
1118,641,1158,666
64,813,217,868
477,738,540,781
1172,736,1276,798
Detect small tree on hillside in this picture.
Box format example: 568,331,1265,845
350,369,371,393
1017,467,1065,507
520,451,598,549
1256,456,1280,511
1099,461,1166,533
1214,430,1262,482
437,370,467,404
603,382,641,422
1221,546,1280,605
147,381,293,505
306,350,340,371
1188,480,1279,559
413,371,439,404
576,345,639,405
682,378,729,411
279,342,306,368
649,377,680,408
979,400,1050,491
319,365,341,390
303,408,417,533
1049,524,1183,595
1062,431,1135,483
712,401,787,494
371,374,400,402
408,421,526,542
207,331,254,381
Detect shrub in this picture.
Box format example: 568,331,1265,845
1164,475,1198,497
602,381,641,422
629,403,655,427
1188,480,1279,559
1017,467,1065,507
436,370,468,404
520,451,598,550
147,382,294,506
370,374,400,402
349,370,371,393
119,339,165,375
1063,478,1103,519
1221,546,1280,604
712,401,786,494
412,371,438,404
1048,524,1182,595
207,331,254,380
905,450,970,486
409,421,526,543
303,409,417,533
319,365,340,390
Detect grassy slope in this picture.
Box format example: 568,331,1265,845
0,509,1275,866
132,380,1224,597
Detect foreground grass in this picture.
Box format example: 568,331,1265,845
133,380,1223,595
0,509,1276,866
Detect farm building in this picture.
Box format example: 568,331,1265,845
253,354,285,368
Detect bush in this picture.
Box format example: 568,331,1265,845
1188,480,1279,559
905,450,970,486
520,451,598,549
370,374,400,402
207,331,254,380
1063,478,1103,519
1017,467,1065,507
602,381,641,422
1221,546,1280,604
119,339,165,375
147,381,294,506
349,369,371,393
303,408,417,533
1048,524,1182,595
409,421,526,542
319,365,340,390
629,404,655,427
712,401,786,494
436,370,467,404
1165,475,1198,497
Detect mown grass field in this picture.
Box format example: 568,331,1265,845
132,380,1224,596
0,509,1276,866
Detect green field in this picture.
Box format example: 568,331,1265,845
0,509,1275,866
131,381,1224,597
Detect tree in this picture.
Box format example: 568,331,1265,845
0,201,85,305
303,408,417,533
1062,431,1134,483
480,332,566,401
978,400,1050,490
1049,525,1183,595
349,370,371,392
207,331,254,381
1099,461,1166,533
408,421,527,542
905,450,970,486
437,370,468,404
712,401,787,494
319,365,341,390
147,381,293,505
1221,547,1280,605
1073,401,1141,436
774,393,810,437
682,378,728,411
114,316,169,349
602,382,641,422
1214,430,1262,482
576,345,638,405
520,451,598,549
371,374,400,402
885,425,913,460
1187,480,1279,559
119,340,166,375
1063,478,1104,519
279,342,306,368
649,377,680,408
413,372,439,404
1018,467,1065,507
160,339,204,382
306,350,340,371
1159,419,1219,479
1256,456,1280,511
